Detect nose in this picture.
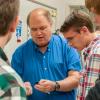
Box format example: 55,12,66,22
36,29,42,35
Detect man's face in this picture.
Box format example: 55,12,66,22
29,14,52,47
63,28,86,51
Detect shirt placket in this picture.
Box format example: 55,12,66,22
42,54,48,79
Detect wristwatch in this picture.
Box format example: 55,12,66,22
55,81,60,91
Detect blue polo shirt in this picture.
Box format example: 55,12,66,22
11,35,81,100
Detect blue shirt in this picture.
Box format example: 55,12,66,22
11,35,81,100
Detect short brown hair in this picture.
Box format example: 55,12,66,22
0,0,20,36
85,0,100,14
60,12,94,33
27,8,52,27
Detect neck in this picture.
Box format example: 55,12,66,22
0,34,8,48
85,33,96,47
37,43,49,53
39,46,48,53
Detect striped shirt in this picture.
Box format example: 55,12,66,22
0,48,26,100
78,34,100,100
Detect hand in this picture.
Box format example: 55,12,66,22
24,82,33,96
34,79,56,93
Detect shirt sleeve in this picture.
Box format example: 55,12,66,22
0,68,26,100
11,47,23,77
65,44,81,72
0,86,26,100
88,48,100,73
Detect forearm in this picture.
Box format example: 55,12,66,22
57,71,80,92
34,71,80,93
57,76,80,92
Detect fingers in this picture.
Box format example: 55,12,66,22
39,80,49,87
34,84,49,93
34,79,55,93
24,80,55,95
24,82,33,96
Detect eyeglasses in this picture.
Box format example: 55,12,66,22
67,37,75,42
66,32,79,43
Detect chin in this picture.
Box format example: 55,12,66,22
78,48,84,51
40,41,50,47
74,47,82,51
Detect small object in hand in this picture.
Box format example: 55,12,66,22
35,81,39,84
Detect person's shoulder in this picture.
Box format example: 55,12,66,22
14,39,33,53
52,34,67,44
0,64,25,96
19,39,33,49
0,64,23,84
92,35,100,54
52,34,75,52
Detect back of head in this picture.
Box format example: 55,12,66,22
0,0,20,36
27,8,52,27
60,11,94,33
85,0,100,14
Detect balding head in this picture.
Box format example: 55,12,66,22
26,8,53,49
27,8,52,27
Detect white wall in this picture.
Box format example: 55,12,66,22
65,0,85,16
37,0,85,26
66,0,85,6
35,0,67,28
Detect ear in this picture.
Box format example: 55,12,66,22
80,26,89,35
9,16,19,32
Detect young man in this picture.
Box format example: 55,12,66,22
85,0,100,100
11,8,81,100
0,0,27,99
85,0,100,24
60,12,100,100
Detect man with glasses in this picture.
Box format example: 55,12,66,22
60,11,100,100
11,8,81,100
